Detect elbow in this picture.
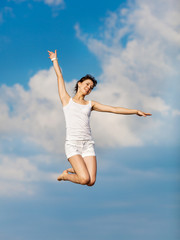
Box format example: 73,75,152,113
112,107,118,114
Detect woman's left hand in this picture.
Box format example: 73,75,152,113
137,110,152,117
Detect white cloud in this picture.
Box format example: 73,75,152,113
172,109,180,117
0,62,170,158
0,67,68,154
1,0,179,157
0,154,57,196
75,0,180,146
0,0,180,198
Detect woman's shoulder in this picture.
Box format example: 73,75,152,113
90,100,97,110
91,100,97,105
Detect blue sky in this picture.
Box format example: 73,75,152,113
0,0,180,240
0,0,126,87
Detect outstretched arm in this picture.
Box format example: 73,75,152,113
91,100,151,117
48,50,70,103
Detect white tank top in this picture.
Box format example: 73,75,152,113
63,98,93,141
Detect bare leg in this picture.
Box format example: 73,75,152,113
83,156,97,186
57,154,90,185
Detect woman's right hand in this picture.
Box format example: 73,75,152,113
48,50,57,60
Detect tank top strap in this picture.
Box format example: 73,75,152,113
69,97,74,105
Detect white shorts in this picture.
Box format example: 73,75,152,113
65,140,96,159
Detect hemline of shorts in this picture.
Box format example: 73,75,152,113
67,152,96,160
65,140,96,160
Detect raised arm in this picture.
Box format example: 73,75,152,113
91,100,152,117
48,50,70,105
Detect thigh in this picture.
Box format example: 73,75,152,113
68,154,90,179
83,156,97,180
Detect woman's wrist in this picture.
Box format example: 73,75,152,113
51,57,58,62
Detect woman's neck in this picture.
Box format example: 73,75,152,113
73,92,85,101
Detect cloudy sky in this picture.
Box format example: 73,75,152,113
0,0,179,239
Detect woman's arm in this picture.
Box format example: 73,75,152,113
48,50,70,104
91,100,151,117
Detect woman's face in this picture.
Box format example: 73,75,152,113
78,79,94,95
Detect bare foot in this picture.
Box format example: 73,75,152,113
67,168,75,173
57,170,68,181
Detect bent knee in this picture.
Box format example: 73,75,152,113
79,176,90,185
88,179,96,186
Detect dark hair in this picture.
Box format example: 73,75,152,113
74,74,97,93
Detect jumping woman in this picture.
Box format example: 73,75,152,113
48,50,152,186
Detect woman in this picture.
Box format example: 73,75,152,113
48,50,151,186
